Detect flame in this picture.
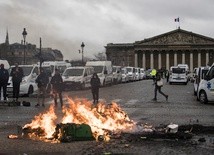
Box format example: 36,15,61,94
8,134,19,139
23,97,136,142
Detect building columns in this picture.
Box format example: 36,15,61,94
174,52,177,66
206,51,209,66
150,51,154,69
182,52,185,64
142,52,146,69
190,52,193,72
166,52,169,70
198,51,201,67
134,52,138,67
158,52,161,69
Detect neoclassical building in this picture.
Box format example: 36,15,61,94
105,28,214,72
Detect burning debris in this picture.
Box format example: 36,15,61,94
10,98,141,142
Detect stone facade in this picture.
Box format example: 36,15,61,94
105,28,214,72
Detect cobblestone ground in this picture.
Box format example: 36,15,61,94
0,79,213,154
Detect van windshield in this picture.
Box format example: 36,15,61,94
63,68,84,76
126,68,132,72
92,66,103,73
172,68,185,74
201,69,209,79
22,67,34,76
121,70,126,74
113,67,117,73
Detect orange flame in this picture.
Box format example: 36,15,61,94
23,98,136,142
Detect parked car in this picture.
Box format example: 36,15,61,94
145,69,152,79
62,66,94,90
126,67,136,81
112,66,122,84
169,66,188,85
197,63,214,104
193,67,209,96
7,64,39,96
85,61,113,86
121,67,129,83
135,68,140,81
140,68,146,80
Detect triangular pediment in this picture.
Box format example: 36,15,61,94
135,29,214,45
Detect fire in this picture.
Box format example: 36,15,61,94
23,97,136,142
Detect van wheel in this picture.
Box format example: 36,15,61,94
28,85,34,96
199,91,208,104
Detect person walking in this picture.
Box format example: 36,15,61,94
90,73,101,104
10,63,24,101
50,69,63,107
152,72,168,101
165,70,170,82
0,64,9,101
35,68,49,107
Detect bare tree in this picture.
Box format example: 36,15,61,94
94,52,106,61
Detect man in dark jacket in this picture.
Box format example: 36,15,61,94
50,69,63,107
35,68,49,107
10,63,24,101
90,73,101,104
0,64,9,101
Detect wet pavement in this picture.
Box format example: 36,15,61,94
0,79,214,154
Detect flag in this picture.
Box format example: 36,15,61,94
175,18,179,22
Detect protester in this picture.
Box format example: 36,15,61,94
0,64,9,101
150,68,157,82
10,63,24,101
50,69,63,107
90,73,101,104
165,69,170,82
35,68,49,107
152,72,168,101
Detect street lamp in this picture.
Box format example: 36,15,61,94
80,42,85,65
22,28,27,64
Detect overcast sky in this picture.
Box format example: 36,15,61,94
0,0,214,60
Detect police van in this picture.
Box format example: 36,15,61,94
62,66,94,90
197,63,214,104
169,66,188,85
193,67,209,96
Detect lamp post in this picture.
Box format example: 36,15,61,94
22,28,27,64
80,42,85,65
39,37,42,69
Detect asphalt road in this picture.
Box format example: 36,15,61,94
0,79,213,154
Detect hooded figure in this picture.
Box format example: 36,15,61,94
90,73,101,104
0,64,9,101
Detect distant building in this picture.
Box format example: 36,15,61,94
0,30,63,65
105,28,214,72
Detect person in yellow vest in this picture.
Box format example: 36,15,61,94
150,69,157,82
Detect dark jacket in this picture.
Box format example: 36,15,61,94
0,68,9,85
50,74,63,92
155,73,162,86
90,76,101,90
35,72,49,88
10,67,24,83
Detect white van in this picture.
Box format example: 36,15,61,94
121,67,129,83
193,67,209,96
7,65,39,96
197,63,214,104
126,67,136,81
62,66,94,89
0,59,10,70
169,66,188,85
135,67,140,81
140,68,146,80
39,61,71,76
85,61,113,86
112,66,122,84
